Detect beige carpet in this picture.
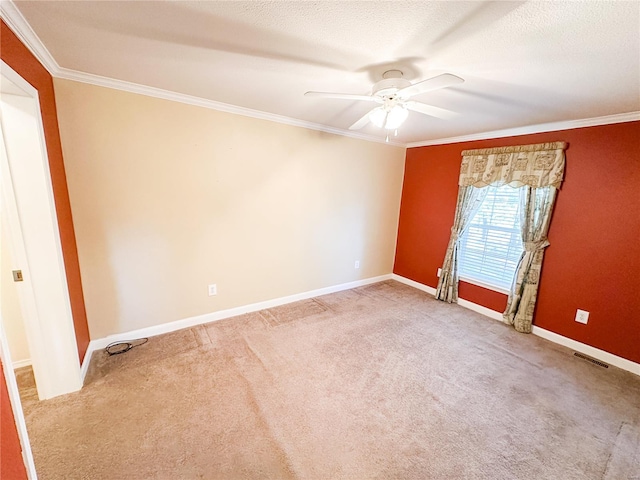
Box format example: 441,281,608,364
17,280,640,479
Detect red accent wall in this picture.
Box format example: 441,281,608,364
1,360,28,479
1,21,91,362
394,121,640,364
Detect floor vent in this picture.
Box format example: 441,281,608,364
574,352,609,368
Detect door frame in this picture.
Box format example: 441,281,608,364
0,322,36,478
0,59,84,477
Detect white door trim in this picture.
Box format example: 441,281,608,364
0,60,81,400
0,66,38,479
0,324,37,478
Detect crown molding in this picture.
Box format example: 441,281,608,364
0,0,60,74
406,111,640,148
3,0,637,150
0,1,403,147
55,66,405,147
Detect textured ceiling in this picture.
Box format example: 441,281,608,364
10,0,640,145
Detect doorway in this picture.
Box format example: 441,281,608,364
0,61,83,478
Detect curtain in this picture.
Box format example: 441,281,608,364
435,186,487,303
435,141,567,332
503,186,557,332
459,142,566,189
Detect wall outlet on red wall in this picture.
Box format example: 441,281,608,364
575,309,589,324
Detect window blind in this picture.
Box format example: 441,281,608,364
459,185,523,291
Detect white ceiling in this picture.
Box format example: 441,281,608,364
8,0,640,145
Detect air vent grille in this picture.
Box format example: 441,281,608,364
574,352,609,368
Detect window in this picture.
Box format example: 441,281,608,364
459,184,523,291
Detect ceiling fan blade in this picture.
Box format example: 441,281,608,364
304,91,381,103
349,109,374,130
397,73,464,99
405,101,458,120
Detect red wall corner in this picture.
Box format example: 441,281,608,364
394,121,640,364
0,360,28,480
1,20,91,363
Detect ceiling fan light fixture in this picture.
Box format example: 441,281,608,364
369,105,408,130
385,105,408,129
369,106,387,128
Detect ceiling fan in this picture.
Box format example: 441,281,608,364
305,70,464,139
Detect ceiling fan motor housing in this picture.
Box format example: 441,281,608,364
372,70,411,97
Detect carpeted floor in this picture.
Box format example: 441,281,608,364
17,280,640,479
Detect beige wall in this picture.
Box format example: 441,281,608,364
1,221,29,365
0,94,30,366
54,79,406,339
1,93,34,367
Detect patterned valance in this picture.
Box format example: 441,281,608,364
459,142,567,188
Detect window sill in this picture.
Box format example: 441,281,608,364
459,276,511,295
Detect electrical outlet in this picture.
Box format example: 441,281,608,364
208,284,217,296
355,261,360,269
437,268,442,277
575,309,589,324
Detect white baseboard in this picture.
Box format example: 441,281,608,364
80,342,98,384
391,274,437,295
12,358,31,370
84,274,394,368
456,298,504,322
531,326,640,376
392,274,640,377
83,273,639,378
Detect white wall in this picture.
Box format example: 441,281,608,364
54,79,407,340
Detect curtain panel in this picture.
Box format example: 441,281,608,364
435,186,487,303
436,142,567,332
503,186,558,332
